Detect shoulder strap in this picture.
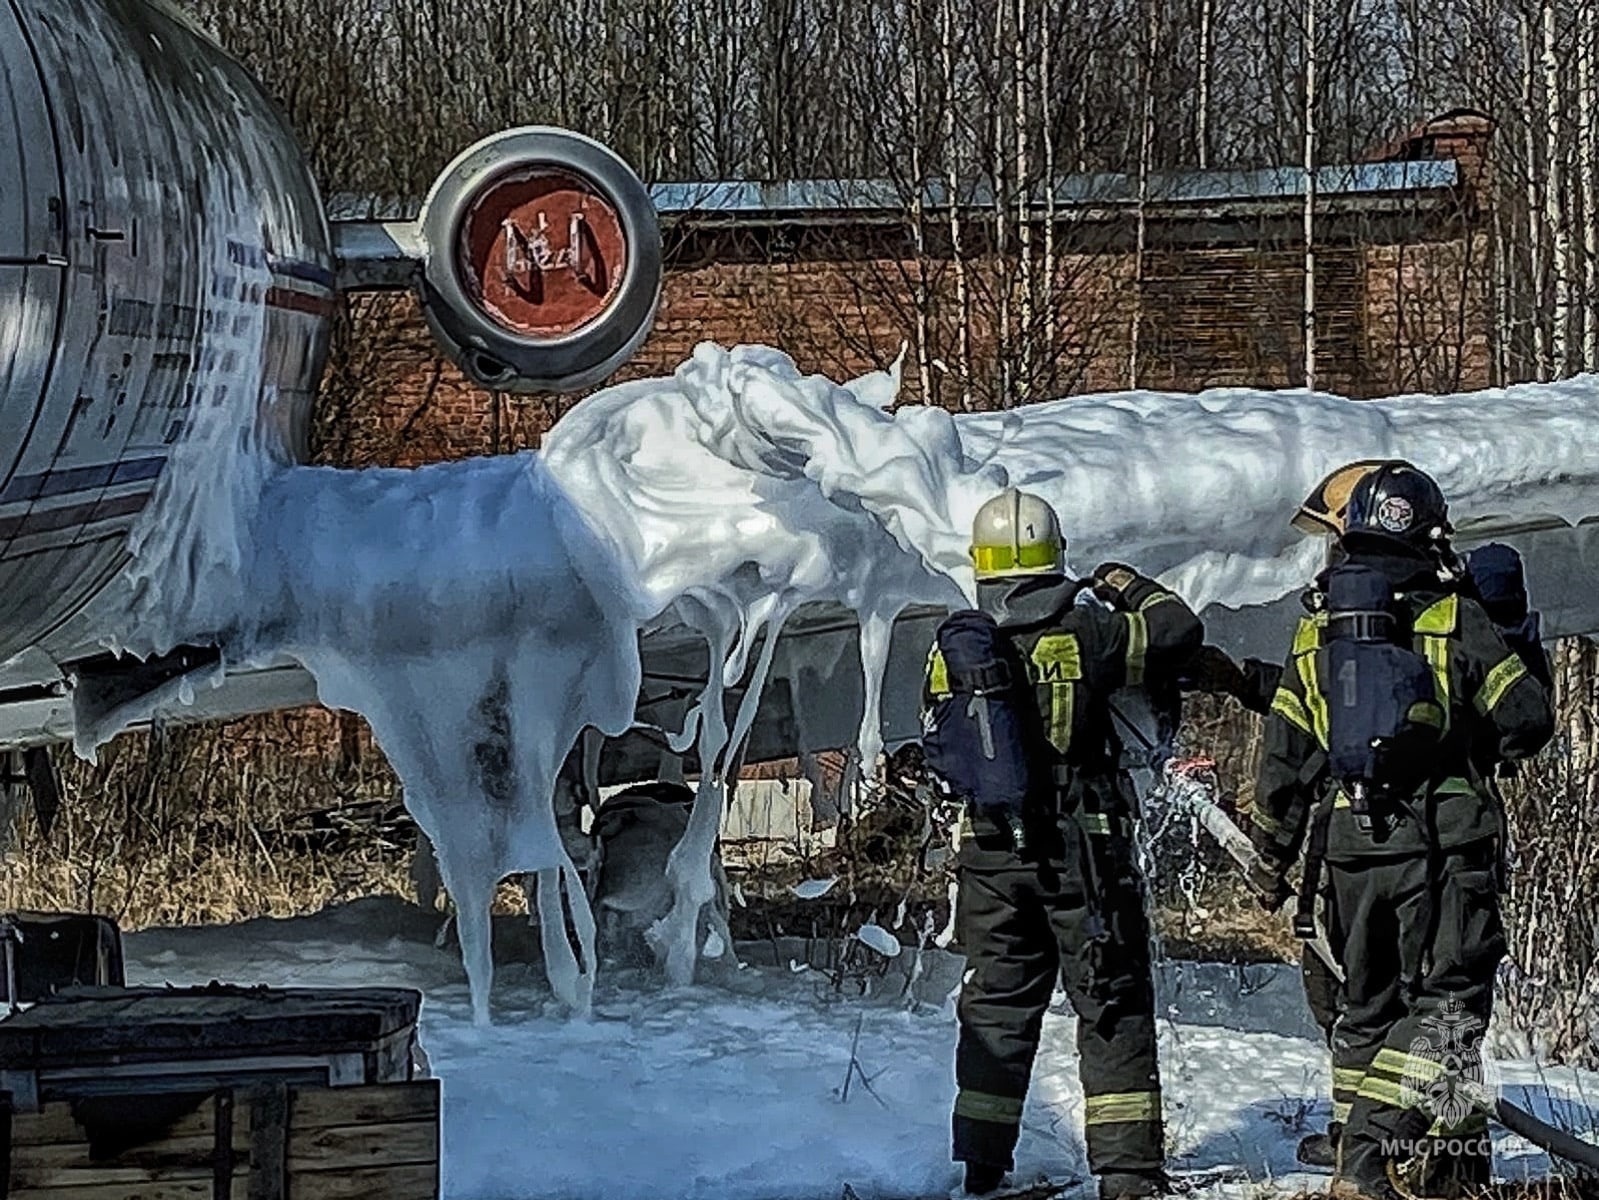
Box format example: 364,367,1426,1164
1294,788,1337,940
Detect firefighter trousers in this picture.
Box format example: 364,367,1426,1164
1300,910,1350,1126
952,833,1163,1176
1325,844,1504,1188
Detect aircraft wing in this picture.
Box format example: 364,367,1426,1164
4,505,1594,779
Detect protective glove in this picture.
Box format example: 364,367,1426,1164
1245,854,1292,913
1090,562,1141,608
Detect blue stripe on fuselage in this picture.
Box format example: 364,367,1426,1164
265,252,335,291
0,456,167,505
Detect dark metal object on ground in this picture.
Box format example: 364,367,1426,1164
0,913,122,1008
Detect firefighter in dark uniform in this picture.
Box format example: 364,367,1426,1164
1246,464,1554,1200
1184,459,1404,1170
1196,461,1558,1176
924,488,1203,1199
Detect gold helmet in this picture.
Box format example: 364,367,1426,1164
1292,459,1411,537
970,488,1064,580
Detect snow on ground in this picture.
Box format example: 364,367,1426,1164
122,898,1597,1200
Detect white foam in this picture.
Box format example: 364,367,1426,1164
100,340,1599,1016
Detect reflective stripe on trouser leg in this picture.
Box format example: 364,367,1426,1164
955,1089,1025,1124
1334,849,1502,1183
1077,1046,1163,1176
953,1088,1027,1168
1332,1066,1364,1126
1325,856,1421,1182
1082,1089,1164,1183
1060,880,1164,1177
1085,1090,1161,1125
952,863,1057,1168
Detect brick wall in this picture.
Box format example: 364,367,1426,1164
1362,234,1493,396
317,220,1490,470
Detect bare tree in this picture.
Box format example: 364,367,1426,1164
1302,0,1319,391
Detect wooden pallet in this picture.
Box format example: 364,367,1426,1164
3,1078,440,1200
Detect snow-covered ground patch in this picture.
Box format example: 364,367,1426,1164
122,899,1597,1200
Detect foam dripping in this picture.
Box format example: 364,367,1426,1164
96,340,1599,1020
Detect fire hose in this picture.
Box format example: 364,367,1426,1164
1155,757,1599,1175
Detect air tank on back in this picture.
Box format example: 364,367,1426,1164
0,0,662,683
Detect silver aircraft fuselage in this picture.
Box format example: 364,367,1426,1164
0,0,664,749
1,0,330,672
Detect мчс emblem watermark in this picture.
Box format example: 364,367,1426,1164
1385,997,1497,1160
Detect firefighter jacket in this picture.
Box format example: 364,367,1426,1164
1251,551,1555,866
923,570,1202,820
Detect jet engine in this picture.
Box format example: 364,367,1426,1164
335,127,663,394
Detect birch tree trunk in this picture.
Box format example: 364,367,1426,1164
1041,0,1057,394
1581,0,1599,370
1197,0,1214,169
1525,9,1548,380
1543,0,1570,377
1493,186,1510,386
1129,0,1158,389
940,0,973,410
1015,0,1034,402
993,0,1013,406
1302,0,1318,392
905,0,934,406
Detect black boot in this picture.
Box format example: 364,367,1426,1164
1331,1133,1404,1200
1297,1121,1342,1169
963,1162,1007,1196
1099,1169,1171,1200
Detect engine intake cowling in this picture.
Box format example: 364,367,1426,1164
415,127,661,394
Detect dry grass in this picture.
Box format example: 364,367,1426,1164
0,713,414,929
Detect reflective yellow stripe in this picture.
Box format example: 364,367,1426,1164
1292,615,1324,655
1047,684,1074,753
973,542,1059,575
1032,634,1082,682
1429,1110,1489,1136
1080,813,1112,835
1333,789,1351,809
1358,1075,1409,1105
1333,1067,1367,1093
1475,655,1528,715
1084,1090,1161,1125
1138,590,1174,612
1373,1048,1443,1082
955,1089,1025,1124
1032,634,1081,753
1297,651,1331,749
1407,700,1445,728
1423,634,1451,732
1271,687,1314,736
1370,1048,1410,1077
928,648,950,697
1411,597,1456,735
1415,595,1459,635
1433,776,1475,795
1249,805,1284,836
1333,1100,1353,1123
1124,613,1148,687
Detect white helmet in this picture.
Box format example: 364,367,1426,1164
970,488,1065,580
